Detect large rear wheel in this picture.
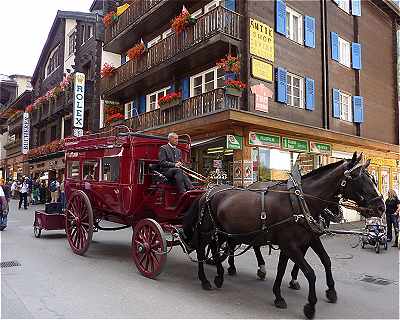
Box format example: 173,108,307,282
132,219,167,279
65,191,93,255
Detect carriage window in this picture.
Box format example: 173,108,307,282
67,161,80,179
102,158,120,182
83,160,99,181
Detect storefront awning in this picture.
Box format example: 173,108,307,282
191,136,225,148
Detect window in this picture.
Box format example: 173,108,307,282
204,0,223,13
50,125,57,141
338,37,351,67
146,86,171,111
39,130,46,145
68,31,76,56
337,0,350,14
86,25,93,40
190,67,225,97
126,102,138,119
102,158,120,182
45,46,60,78
286,7,303,44
83,160,99,181
67,161,80,179
339,91,352,122
286,73,304,108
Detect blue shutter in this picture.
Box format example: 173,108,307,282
331,32,339,61
182,78,190,99
332,88,340,118
121,54,126,65
305,77,315,111
353,96,364,123
224,0,235,11
304,16,316,48
276,0,286,36
225,72,237,81
352,0,361,16
351,42,362,70
139,95,146,114
276,67,287,103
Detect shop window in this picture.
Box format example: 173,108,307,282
337,0,350,14
286,73,304,108
83,160,99,181
338,37,351,67
146,86,171,111
67,161,80,179
286,6,303,44
190,67,224,97
102,158,120,182
339,91,352,122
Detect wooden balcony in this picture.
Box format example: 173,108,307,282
121,88,239,131
7,113,23,134
101,7,241,101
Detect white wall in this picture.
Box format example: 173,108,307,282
64,19,77,74
11,76,32,97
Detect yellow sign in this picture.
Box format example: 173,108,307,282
369,157,397,167
250,18,274,62
251,58,273,82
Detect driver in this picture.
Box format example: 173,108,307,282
159,132,193,194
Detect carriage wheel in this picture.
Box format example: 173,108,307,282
33,226,41,238
132,219,167,279
65,190,93,255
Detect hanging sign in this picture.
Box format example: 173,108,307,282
282,137,309,152
309,141,332,155
249,18,274,62
251,83,273,113
251,58,273,82
73,72,85,132
248,132,280,148
21,112,30,154
226,135,243,150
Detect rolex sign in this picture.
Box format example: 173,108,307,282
21,112,30,154
73,72,85,133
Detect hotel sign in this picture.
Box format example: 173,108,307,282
21,112,30,154
73,73,85,135
250,18,274,62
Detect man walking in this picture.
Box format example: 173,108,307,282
18,178,28,210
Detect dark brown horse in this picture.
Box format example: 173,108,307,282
187,153,384,319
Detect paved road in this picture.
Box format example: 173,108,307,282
1,200,399,319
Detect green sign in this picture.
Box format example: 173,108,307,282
226,135,243,150
248,132,280,147
309,141,332,155
282,137,309,152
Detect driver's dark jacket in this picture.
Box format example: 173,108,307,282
159,144,182,174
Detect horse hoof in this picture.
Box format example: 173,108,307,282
214,276,224,288
257,269,266,280
228,266,237,276
303,303,315,319
326,289,337,303
202,281,212,291
289,280,301,290
274,298,287,309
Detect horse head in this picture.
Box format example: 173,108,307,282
340,152,385,218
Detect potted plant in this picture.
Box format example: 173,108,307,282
103,11,117,28
158,92,182,110
127,41,145,61
225,80,246,97
105,113,125,126
217,55,241,74
101,63,116,78
171,7,196,34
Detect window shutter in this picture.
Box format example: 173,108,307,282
353,96,364,123
224,0,235,11
305,77,315,111
351,0,361,16
332,88,340,118
276,67,287,103
131,100,139,117
121,54,126,65
304,16,316,48
182,78,190,99
331,32,339,61
351,42,362,70
139,95,146,114
275,0,287,36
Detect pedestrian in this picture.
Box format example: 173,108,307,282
32,180,39,205
385,189,400,247
18,178,28,210
39,180,47,204
49,178,60,203
11,180,17,199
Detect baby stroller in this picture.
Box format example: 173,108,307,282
361,217,387,253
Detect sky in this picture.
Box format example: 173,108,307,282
0,0,94,77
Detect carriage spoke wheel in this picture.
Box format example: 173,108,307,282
65,190,93,255
132,219,167,279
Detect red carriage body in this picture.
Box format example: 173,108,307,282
63,127,205,277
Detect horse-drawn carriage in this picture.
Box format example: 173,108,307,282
64,127,204,278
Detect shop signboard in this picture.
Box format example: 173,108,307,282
282,137,309,152
73,72,85,133
248,132,280,148
251,58,273,82
309,141,332,155
251,83,273,113
21,112,30,155
226,135,243,150
249,18,274,62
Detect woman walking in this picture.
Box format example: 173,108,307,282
385,189,400,247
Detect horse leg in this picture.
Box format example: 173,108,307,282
210,240,225,288
227,241,237,276
289,246,308,290
254,245,266,280
272,251,289,309
197,244,212,290
310,238,337,303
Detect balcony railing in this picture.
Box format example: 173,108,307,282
123,88,239,131
102,6,241,95
105,0,164,46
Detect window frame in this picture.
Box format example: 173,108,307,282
67,29,76,57
337,0,350,14
286,72,304,109
339,91,352,122
45,45,61,78
100,157,121,183
83,159,99,181
67,160,81,180
286,6,303,45
338,36,351,68
146,86,171,112
189,66,225,97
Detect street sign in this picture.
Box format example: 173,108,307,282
73,73,85,130
309,141,332,155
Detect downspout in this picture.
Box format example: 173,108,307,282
354,15,361,137
321,0,329,129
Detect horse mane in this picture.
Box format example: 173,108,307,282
302,159,346,179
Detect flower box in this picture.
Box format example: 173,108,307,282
160,99,181,110
225,87,242,97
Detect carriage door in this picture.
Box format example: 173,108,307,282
100,157,122,213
